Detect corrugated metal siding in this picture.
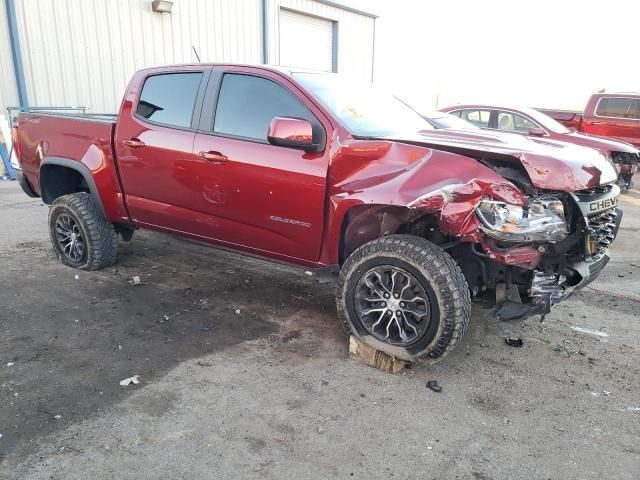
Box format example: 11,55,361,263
267,0,374,80
0,0,20,117
10,0,263,113
1,0,374,116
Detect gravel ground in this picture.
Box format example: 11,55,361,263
0,180,639,480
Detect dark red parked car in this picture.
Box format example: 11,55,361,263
11,64,623,361
440,104,640,190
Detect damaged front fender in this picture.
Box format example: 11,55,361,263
319,138,529,264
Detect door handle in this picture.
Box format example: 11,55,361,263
123,138,145,148
199,151,228,162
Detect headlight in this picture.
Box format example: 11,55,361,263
476,197,568,242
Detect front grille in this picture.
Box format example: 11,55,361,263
586,209,618,258
610,151,640,165
574,184,613,197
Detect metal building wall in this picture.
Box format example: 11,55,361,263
8,0,263,114
1,0,375,116
0,0,20,116
266,0,375,80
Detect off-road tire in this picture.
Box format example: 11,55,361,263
337,235,471,361
48,192,118,270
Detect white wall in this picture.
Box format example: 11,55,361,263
0,0,20,117
266,0,375,80
6,0,263,114
0,0,375,116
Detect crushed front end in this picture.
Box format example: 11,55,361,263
467,184,622,320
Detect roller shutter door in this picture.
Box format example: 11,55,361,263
279,9,335,72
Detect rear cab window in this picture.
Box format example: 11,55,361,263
459,109,491,128
595,97,640,120
213,73,318,141
136,72,203,128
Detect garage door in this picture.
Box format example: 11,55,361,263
279,9,336,72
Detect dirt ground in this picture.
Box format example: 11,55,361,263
1,180,639,480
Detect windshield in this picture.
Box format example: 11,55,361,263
425,113,478,130
519,106,571,134
293,73,433,137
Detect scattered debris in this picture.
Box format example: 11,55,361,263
119,375,140,386
570,326,609,338
603,391,612,396
129,275,142,286
234,309,241,315
54,414,61,420
348,336,406,373
505,337,523,347
625,407,640,412
426,380,442,392
6,362,15,367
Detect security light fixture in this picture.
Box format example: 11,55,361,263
152,0,173,13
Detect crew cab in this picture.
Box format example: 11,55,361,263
12,64,623,362
537,93,640,148
440,104,640,190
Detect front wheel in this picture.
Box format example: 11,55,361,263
336,235,471,361
48,192,118,270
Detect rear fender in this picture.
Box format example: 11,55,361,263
40,152,128,222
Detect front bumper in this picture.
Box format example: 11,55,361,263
495,203,622,321
495,254,610,320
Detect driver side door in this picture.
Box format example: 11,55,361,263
190,68,331,263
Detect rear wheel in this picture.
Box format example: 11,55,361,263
337,235,471,361
48,192,117,270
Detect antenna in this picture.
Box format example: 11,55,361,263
192,45,201,63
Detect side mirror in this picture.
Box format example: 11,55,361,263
267,117,319,152
528,127,546,137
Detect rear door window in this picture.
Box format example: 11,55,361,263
213,74,316,141
459,109,491,127
595,97,640,119
136,72,203,128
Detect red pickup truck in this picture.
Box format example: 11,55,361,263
539,93,640,148
12,64,623,361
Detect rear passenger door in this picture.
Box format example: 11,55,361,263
190,67,331,262
115,67,210,232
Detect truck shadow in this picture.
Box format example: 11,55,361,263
0,230,338,465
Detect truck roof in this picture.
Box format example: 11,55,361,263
135,63,337,78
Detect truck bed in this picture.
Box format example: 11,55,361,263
15,112,129,222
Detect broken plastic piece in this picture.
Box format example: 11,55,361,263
426,380,442,392
505,337,524,347
119,375,140,386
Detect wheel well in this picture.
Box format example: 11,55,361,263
339,205,455,265
40,164,90,204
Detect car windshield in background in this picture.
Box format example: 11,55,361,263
293,73,433,137
426,113,478,130
521,106,571,134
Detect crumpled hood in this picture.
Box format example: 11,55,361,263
376,128,618,191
